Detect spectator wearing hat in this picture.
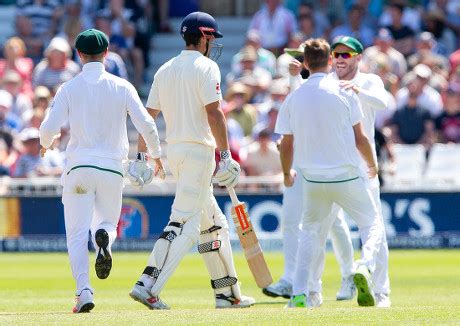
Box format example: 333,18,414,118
1,70,33,126
0,90,21,132
249,0,298,55
362,28,407,79
422,9,456,56
407,32,450,71
330,5,375,48
0,37,34,99
32,37,80,91
32,86,52,112
223,82,257,137
435,84,460,143
383,2,417,56
231,30,277,78
243,128,282,177
11,127,63,178
396,64,444,118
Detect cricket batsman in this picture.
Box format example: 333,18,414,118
128,12,255,309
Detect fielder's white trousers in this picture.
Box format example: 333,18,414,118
281,169,354,286
293,176,383,295
62,167,123,293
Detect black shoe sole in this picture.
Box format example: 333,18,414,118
76,302,95,313
262,288,290,299
95,229,112,279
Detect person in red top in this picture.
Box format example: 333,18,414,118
0,37,34,99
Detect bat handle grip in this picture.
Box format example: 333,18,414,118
227,187,239,206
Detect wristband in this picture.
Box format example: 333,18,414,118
137,152,149,161
220,150,231,161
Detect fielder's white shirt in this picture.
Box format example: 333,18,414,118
275,72,364,182
147,50,222,148
40,62,161,174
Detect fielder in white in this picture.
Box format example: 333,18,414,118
128,12,255,310
276,38,384,308
39,29,163,313
288,36,391,307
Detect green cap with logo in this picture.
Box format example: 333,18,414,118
331,36,364,54
75,28,109,55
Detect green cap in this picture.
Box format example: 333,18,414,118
331,36,364,54
284,43,305,58
75,29,109,55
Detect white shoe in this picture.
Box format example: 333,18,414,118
262,279,292,299
73,288,94,313
353,264,375,307
215,294,255,308
307,292,323,308
129,281,170,310
375,293,391,308
336,275,356,300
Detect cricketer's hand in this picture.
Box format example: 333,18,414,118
214,158,241,188
128,154,154,187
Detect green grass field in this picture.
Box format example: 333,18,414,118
0,250,459,325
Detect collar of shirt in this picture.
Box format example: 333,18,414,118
307,72,328,81
180,50,203,57
82,62,105,82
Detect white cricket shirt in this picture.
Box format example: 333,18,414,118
146,50,222,148
40,62,161,174
275,72,364,182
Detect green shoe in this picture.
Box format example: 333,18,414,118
354,264,375,307
285,294,307,308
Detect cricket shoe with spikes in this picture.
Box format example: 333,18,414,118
215,294,255,308
336,275,356,300
285,294,306,308
262,279,292,299
95,229,112,279
375,293,391,308
73,288,94,313
129,281,170,310
307,292,323,308
353,264,376,306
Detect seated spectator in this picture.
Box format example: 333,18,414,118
407,32,450,71
32,37,80,91
0,37,34,99
243,128,282,176
222,82,257,137
362,28,407,79
253,104,281,143
366,52,400,97
427,0,460,35
231,30,277,78
388,92,435,149
32,86,51,111
249,0,298,55
59,16,83,63
422,10,456,56
396,64,443,118
277,33,304,78
297,1,330,38
14,15,44,65
0,90,21,132
383,2,416,56
330,4,374,48
379,0,421,33
11,127,63,178
0,138,10,177
435,84,460,143
449,48,460,78
1,70,33,128
257,78,289,121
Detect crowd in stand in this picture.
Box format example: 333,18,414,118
0,0,458,181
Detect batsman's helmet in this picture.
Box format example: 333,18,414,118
180,12,223,38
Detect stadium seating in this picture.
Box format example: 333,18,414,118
386,144,426,187
424,143,460,187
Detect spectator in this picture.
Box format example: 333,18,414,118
60,16,83,62
297,13,318,40
249,0,298,55
374,127,395,187
277,33,304,78
257,78,289,122
383,2,416,56
32,37,80,91
449,48,460,77
11,127,63,178
0,138,10,177
379,0,422,33
422,10,456,56
0,37,34,99
389,87,435,149
222,82,257,137
427,0,460,36
407,32,450,71
297,1,330,38
362,28,407,79
330,4,374,48
1,70,33,127
435,84,460,143
396,64,444,118
231,30,277,78
0,90,21,132
243,128,282,176
14,15,44,65
32,86,51,112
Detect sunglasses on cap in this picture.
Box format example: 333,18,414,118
332,51,359,59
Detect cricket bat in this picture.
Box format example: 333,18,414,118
228,187,273,288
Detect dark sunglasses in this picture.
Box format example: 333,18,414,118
332,51,359,59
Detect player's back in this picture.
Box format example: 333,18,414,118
286,73,363,180
151,50,221,148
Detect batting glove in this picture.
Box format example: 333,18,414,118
128,152,154,187
213,150,241,188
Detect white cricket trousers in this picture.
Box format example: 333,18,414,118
149,142,216,296
293,177,383,295
281,169,354,286
62,167,123,293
